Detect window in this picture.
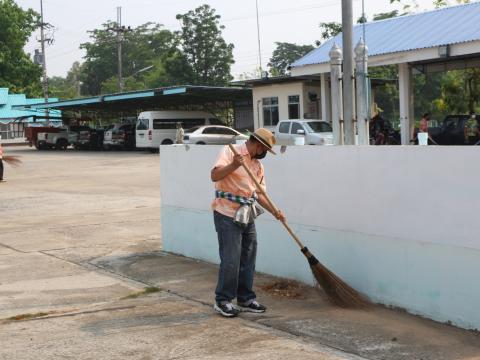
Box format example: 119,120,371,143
202,127,221,134
305,121,332,133
291,122,304,134
279,122,291,134
218,128,238,135
288,95,300,119
152,118,206,130
262,97,279,126
136,118,149,130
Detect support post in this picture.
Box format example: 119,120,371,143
330,44,343,145
355,38,369,145
320,73,331,123
399,63,414,145
342,0,354,145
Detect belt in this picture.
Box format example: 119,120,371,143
215,190,257,205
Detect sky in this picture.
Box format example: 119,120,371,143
17,0,437,79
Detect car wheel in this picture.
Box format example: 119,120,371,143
56,139,68,150
196,142,206,145
161,139,174,145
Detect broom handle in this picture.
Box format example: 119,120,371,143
228,144,305,249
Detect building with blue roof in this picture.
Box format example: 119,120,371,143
245,2,480,144
0,88,62,140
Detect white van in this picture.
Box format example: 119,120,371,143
136,111,222,151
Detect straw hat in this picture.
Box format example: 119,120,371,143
250,128,276,155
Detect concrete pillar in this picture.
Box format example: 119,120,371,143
329,43,343,145
342,0,355,145
355,38,369,145
320,73,331,123
399,63,414,145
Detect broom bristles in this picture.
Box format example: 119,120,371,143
3,155,22,168
302,247,371,308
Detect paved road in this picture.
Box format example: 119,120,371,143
0,147,479,360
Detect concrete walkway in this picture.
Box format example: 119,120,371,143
0,147,479,360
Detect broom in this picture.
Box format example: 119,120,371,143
228,144,370,308
3,155,22,167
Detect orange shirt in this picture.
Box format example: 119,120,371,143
211,143,265,218
0,145,3,159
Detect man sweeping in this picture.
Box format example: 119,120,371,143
210,128,285,317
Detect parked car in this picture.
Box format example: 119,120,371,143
104,123,136,150
429,115,480,145
183,125,248,145
275,119,333,145
70,125,94,150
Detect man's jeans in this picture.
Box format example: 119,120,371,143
214,211,257,305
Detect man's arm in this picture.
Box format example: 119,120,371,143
211,154,244,182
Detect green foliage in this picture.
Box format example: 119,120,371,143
318,22,342,44
268,42,315,76
0,0,42,96
80,22,178,95
175,4,234,86
48,62,83,99
373,10,401,20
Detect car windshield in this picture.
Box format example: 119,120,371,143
184,126,201,134
305,122,332,133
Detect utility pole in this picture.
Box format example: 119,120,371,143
341,0,355,145
255,0,263,73
108,7,131,93
38,0,52,124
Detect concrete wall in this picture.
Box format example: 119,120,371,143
161,145,480,330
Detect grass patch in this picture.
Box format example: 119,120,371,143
120,287,161,300
8,312,51,321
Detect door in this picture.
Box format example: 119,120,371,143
136,118,150,148
276,121,291,145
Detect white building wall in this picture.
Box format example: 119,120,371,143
252,82,304,131
161,145,480,331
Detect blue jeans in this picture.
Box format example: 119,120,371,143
214,211,257,304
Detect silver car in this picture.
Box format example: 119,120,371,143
183,125,248,145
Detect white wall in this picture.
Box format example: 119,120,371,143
252,82,304,130
161,145,480,330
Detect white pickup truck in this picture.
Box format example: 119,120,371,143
37,126,91,150
275,119,333,145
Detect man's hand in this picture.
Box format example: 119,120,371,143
232,154,245,169
273,209,286,223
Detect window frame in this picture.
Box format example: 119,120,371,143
262,97,279,127
288,95,300,119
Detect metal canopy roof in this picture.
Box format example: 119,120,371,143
13,85,252,113
292,2,480,68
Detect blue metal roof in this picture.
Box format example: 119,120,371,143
292,2,480,68
0,89,9,105
0,88,61,122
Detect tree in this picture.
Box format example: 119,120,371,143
176,4,234,86
48,62,83,99
317,22,342,44
0,0,42,96
268,42,315,76
80,22,178,95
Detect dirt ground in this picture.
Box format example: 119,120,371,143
0,146,479,360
